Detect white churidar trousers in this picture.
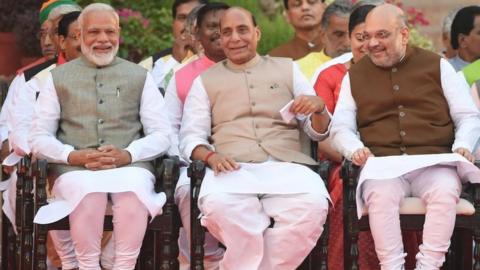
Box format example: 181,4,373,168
196,161,329,270
69,192,148,270
362,165,461,270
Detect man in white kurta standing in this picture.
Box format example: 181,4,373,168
29,3,171,270
331,4,480,270
180,7,331,270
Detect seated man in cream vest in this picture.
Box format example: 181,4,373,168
179,7,331,270
29,3,171,269
331,4,480,269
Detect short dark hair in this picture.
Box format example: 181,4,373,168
450,5,480,50
197,2,230,28
58,11,80,37
283,0,326,10
172,0,209,18
348,4,375,35
320,0,352,29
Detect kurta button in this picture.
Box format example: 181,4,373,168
400,146,406,152
251,101,256,106
399,112,405,117
246,71,251,74
393,85,400,91
400,130,406,137
392,67,398,72
249,85,254,89
98,119,104,124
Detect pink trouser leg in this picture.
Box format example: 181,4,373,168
69,192,107,270
110,192,149,270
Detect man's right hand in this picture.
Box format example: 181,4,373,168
351,147,374,166
67,149,116,170
206,152,240,176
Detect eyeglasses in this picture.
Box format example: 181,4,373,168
363,27,406,42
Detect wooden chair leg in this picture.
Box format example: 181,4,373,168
2,211,16,270
342,161,360,270
159,158,180,270
33,159,49,270
21,157,34,269
474,228,480,270
15,159,25,269
189,161,206,270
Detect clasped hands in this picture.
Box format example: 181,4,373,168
351,147,475,166
67,145,132,170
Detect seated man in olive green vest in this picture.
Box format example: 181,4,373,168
179,7,331,270
331,4,480,269
29,3,171,269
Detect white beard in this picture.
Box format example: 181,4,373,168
81,41,119,66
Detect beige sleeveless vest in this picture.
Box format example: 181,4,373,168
200,56,316,165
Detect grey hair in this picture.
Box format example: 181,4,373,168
78,3,120,30
48,4,82,21
442,7,460,34
352,0,384,10
185,4,205,35
321,0,353,29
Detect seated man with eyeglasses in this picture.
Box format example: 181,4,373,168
331,4,480,269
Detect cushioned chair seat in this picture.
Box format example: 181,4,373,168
362,197,475,216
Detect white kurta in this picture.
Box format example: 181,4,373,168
30,72,171,224
180,59,331,200
0,73,31,228
331,58,480,217
151,55,180,90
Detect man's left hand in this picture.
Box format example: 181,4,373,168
454,147,475,163
290,95,325,115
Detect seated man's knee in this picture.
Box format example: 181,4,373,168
363,179,405,206
199,193,234,217
111,192,148,218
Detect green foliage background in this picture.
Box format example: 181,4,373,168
77,0,293,61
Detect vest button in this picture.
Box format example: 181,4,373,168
400,146,406,152
392,67,398,72
98,119,104,124
98,83,103,88
400,130,406,137
393,85,400,91
399,111,406,117
398,105,404,109
99,138,105,144
99,99,104,104
246,71,251,74
249,85,254,89
251,101,256,106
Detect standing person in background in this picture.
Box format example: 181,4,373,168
296,0,352,80
269,0,326,60
139,0,208,93
441,8,459,59
449,5,480,71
